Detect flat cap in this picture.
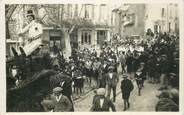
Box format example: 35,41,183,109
161,54,167,57
122,73,129,78
97,88,106,95
53,87,63,93
158,91,170,98
108,66,114,70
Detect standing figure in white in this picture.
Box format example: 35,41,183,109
12,10,43,57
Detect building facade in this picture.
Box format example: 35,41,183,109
39,4,114,51
71,4,113,50
112,3,179,38
145,3,179,35
112,4,146,38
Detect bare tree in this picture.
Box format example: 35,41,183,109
40,4,84,59
6,4,84,59
5,5,19,39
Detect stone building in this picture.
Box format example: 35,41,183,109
70,4,112,50
112,3,179,38
145,3,179,35
112,4,146,38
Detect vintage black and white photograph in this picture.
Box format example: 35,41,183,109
5,3,179,112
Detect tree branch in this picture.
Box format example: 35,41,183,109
69,4,84,34
6,5,19,22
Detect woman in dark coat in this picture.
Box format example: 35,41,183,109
121,74,134,111
156,91,178,111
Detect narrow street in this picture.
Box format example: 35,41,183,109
74,72,161,111
115,79,161,111
5,3,179,112
75,73,159,111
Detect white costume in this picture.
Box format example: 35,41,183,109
19,20,43,56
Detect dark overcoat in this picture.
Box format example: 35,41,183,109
120,79,134,99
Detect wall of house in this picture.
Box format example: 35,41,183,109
122,4,146,37
145,4,179,34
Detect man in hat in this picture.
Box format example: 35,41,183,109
59,75,74,111
14,9,43,57
101,59,110,74
50,87,72,112
90,88,116,111
120,73,134,111
135,62,146,96
92,58,101,86
84,58,93,85
106,66,119,102
168,73,178,89
167,73,179,105
155,91,178,111
159,54,170,90
126,53,134,74
73,68,84,96
119,51,126,73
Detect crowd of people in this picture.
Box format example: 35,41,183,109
38,29,179,112
6,9,179,112
6,15,179,111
